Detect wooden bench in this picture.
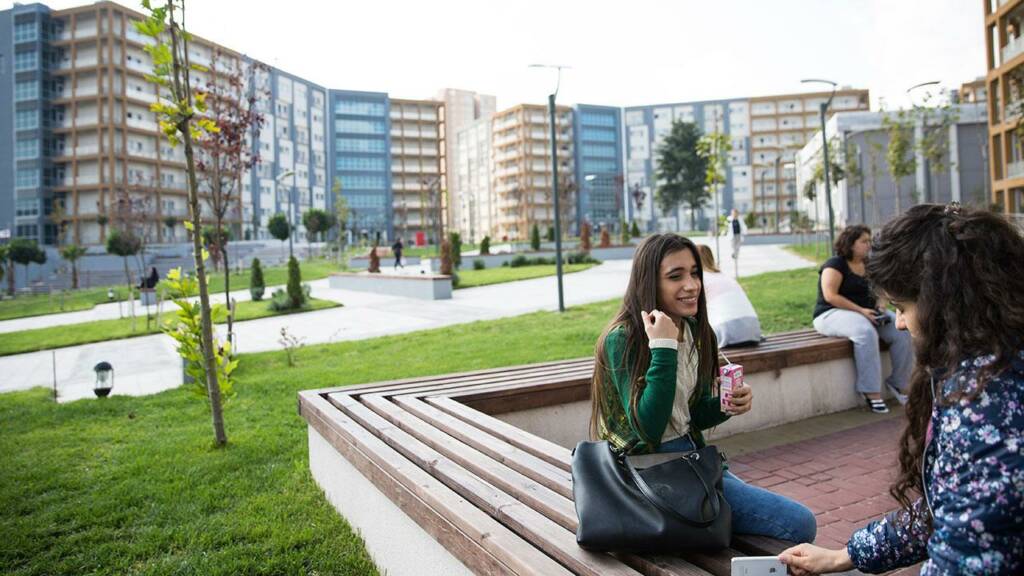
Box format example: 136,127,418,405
299,329,877,575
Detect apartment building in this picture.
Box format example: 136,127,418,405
1,1,328,247
454,117,492,243
389,97,445,244
984,0,1024,215
435,88,495,237
624,88,868,232
490,103,574,241
573,104,624,234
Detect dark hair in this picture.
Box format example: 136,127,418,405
590,234,719,441
834,224,871,260
866,203,1024,524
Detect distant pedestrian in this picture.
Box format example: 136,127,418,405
391,237,404,269
726,208,747,260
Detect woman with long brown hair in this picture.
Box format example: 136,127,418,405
780,204,1024,574
591,233,816,542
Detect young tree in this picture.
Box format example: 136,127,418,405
138,0,229,446
580,221,592,253
332,177,350,266
201,225,230,271
882,109,917,214
302,208,336,258
620,217,630,245
249,257,265,301
530,223,541,251
656,121,707,230
448,231,462,270
599,226,611,248
479,235,491,255
267,212,290,256
697,130,732,241
9,239,46,294
286,255,303,309
60,244,88,289
914,98,958,204
105,228,142,291
0,245,9,296
630,220,641,238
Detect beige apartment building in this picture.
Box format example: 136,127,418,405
434,89,495,238
389,98,446,243
984,0,1024,215
491,103,574,241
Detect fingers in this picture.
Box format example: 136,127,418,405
641,310,653,329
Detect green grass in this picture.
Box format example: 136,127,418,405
0,260,344,324
785,241,832,265
0,298,339,357
0,266,819,575
455,263,596,289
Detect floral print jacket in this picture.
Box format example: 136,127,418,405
846,350,1024,575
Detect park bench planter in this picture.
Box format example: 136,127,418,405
298,329,895,575
329,272,453,300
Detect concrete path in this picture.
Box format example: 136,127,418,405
1,244,814,403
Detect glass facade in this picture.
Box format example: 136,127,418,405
329,90,392,240
574,104,624,233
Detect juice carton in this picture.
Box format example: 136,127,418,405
720,363,744,412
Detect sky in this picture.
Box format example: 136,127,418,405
9,0,987,111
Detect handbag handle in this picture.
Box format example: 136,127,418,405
624,452,721,528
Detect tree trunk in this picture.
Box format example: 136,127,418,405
169,7,226,447
894,181,902,215
223,234,233,347
71,261,79,290
6,263,14,297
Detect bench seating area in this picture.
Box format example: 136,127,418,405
298,329,879,575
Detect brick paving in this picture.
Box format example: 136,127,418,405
728,416,922,575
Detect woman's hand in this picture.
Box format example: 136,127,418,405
778,543,853,576
641,310,679,341
858,307,879,324
726,382,752,415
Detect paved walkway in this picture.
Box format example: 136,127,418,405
723,413,920,576
1,243,813,402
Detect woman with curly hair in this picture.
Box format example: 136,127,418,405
780,204,1024,575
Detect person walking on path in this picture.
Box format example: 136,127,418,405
812,224,914,413
391,237,404,270
780,203,1024,576
725,208,747,261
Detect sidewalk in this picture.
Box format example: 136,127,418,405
722,411,921,575
1,244,814,402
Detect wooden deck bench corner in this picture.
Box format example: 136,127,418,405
298,329,893,575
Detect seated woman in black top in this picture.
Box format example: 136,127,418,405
812,225,913,413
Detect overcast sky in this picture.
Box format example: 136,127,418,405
12,0,986,111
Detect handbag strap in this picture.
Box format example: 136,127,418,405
624,451,721,528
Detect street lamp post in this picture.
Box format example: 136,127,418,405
275,170,295,259
801,78,838,250
530,63,570,313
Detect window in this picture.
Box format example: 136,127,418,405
16,169,40,188
336,137,386,153
14,51,38,71
15,110,39,130
335,156,385,171
16,198,40,218
335,119,386,135
583,159,617,173
581,112,615,127
347,194,386,208
16,224,39,238
15,81,39,101
582,144,617,158
340,175,386,190
15,139,38,159
582,128,616,143
335,100,386,116
14,21,38,43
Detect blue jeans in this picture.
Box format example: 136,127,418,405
813,308,914,395
657,435,817,543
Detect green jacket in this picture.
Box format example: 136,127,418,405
599,322,730,454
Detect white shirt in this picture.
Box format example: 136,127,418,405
649,325,700,442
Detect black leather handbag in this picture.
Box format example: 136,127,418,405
571,440,732,553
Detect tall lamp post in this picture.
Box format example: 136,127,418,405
801,79,838,250
276,169,295,258
529,63,570,313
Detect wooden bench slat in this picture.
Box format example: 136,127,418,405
363,395,578,531
363,365,593,403
299,391,568,576
332,394,647,576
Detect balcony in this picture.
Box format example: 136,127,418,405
1003,35,1024,64
1006,100,1024,124
1007,160,1024,179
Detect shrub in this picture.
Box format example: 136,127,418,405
630,220,641,238
249,257,265,301
368,246,380,273
473,259,486,270
509,255,556,268
599,226,611,248
580,221,592,252
269,283,311,312
530,224,541,251
510,254,529,268
567,251,601,265
546,226,555,242
480,235,491,255
286,256,304,309
440,238,453,275
449,231,462,270
451,271,460,288
620,218,630,246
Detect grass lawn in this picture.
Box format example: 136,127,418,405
0,265,818,575
455,262,596,289
785,241,833,265
0,298,339,357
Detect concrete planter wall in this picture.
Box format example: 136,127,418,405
348,244,639,271
329,272,452,300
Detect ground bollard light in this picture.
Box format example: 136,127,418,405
93,361,113,398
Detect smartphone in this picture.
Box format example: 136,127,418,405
720,362,744,412
731,556,786,575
